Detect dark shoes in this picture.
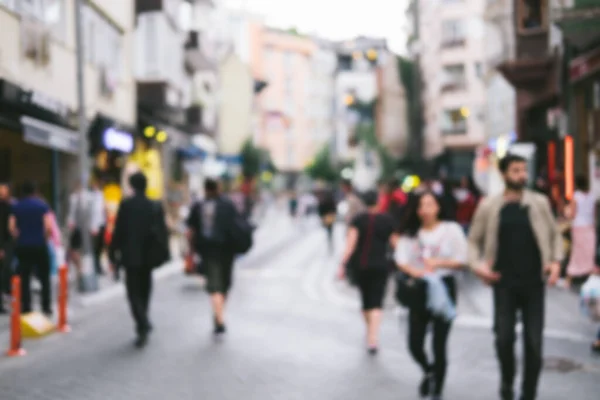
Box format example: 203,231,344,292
367,346,378,356
213,315,226,336
419,372,434,398
591,341,600,353
134,322,153,348
134,333,148,348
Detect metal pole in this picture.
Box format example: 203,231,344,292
75,0,98,292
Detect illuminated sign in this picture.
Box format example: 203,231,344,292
103,128,134,153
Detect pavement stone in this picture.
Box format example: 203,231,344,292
0,224,599,399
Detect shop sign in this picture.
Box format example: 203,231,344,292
103,128,134,153
570,47,600,83
21,115,79,154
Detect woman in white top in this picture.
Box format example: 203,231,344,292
566,175,597,288
394,191,467,400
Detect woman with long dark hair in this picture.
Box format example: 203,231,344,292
394,191,467,399
339,190,398,354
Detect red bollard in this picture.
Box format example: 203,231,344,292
6,276,26,357
57,264,71,333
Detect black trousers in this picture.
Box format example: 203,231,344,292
15,246,51,313
324,223,333,252
0,244,13,295
92,225,105,274
408,276,456,396
494,284,544,400
125,266,153,335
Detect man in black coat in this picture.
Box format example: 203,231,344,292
110,172,169,347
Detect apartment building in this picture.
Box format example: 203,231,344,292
334,36,388,160
0,0,136,217
419,0,487,179
252,27,316,172
376,56,409,158
309,38,337,149
484,0,517,148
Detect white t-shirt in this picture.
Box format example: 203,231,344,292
394,221,467,278
572,190,596,227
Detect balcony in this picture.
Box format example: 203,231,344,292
441,121,467,135
137,82,186,126
553,0,600,50
185,104,214,136
440,79,466,93
440,38,466,49
184,31,214,73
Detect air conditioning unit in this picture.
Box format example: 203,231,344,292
21,17,51,66
100,67,117,98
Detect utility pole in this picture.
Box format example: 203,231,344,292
75,0,98,292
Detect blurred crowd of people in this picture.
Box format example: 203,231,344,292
284,156,598,400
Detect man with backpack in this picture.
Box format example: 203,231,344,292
186,178,252,336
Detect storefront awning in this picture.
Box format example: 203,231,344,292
21,115,80,154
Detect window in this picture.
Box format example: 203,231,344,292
475,62,483,78
441,108,468,134
441,64,466,91
441,19,466,47
518,0,547,32
0,0,16,12
83,4,122,79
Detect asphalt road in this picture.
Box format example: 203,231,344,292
0,223,599,399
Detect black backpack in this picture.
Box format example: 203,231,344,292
144,201,170,268
228,213,254,254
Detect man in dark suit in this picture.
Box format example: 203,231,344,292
187,179,239,336
110,172,169,347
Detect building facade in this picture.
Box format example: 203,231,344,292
376,55,408,158
553,0,600,196
252,27,316,172
309,38,337,152
419,0,488,178
0,0,136,218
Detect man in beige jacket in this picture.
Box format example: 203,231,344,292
468,154,562,400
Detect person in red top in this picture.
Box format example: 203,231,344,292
454,177,479,234
377,179,408,216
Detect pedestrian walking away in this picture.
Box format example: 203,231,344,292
9,181,54,315
339,190,398,355
468,154,563,400
318,189,337,255
109,172,170,348
394,191,467,400
66,181,97,285
564,174,597,290
186,178,248,336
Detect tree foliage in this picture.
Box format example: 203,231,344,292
240,138,275,178
397,56,424,167
305,145,337,182
355,122,396,181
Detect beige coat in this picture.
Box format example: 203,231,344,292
467,190,563,274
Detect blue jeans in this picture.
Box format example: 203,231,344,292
597,327,600,340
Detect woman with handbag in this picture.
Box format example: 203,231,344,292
338,191,398,355
394,191,467,400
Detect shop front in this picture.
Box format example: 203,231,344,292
569,48,600,196
0,78,79,217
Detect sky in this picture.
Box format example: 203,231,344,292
220,0,410,55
